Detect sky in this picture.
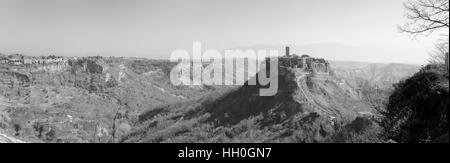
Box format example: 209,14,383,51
0,0,447,64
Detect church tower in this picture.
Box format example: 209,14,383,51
285,46,290,56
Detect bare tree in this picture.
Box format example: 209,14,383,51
399,0,449,36
428,38,449,64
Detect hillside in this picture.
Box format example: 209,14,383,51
0,57,220,143
381,64,449,143
122,57,377,143
330,61,420,89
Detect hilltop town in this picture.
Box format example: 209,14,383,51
267,46,331,74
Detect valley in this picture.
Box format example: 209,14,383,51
0,54,421,143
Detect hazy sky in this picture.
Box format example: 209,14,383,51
0,0,446,63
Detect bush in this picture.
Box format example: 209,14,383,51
328,117,383,143
380,64,449,143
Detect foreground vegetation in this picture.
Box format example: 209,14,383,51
379,64,448,143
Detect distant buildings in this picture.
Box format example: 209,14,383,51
0,54,67,66
9,58,23,65
7,54,24,65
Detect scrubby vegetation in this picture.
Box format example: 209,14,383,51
328,117,384,143
379,64,449,143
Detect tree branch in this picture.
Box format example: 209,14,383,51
400,0,449,36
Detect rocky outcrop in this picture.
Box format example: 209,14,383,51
68,59,103,74
0,70,30,84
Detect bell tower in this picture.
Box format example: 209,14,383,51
285,46,290,57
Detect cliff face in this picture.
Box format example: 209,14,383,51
0,70,30,84
0,58,105,86
32,63,69,73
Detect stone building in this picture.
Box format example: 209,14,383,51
277,54,329,73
